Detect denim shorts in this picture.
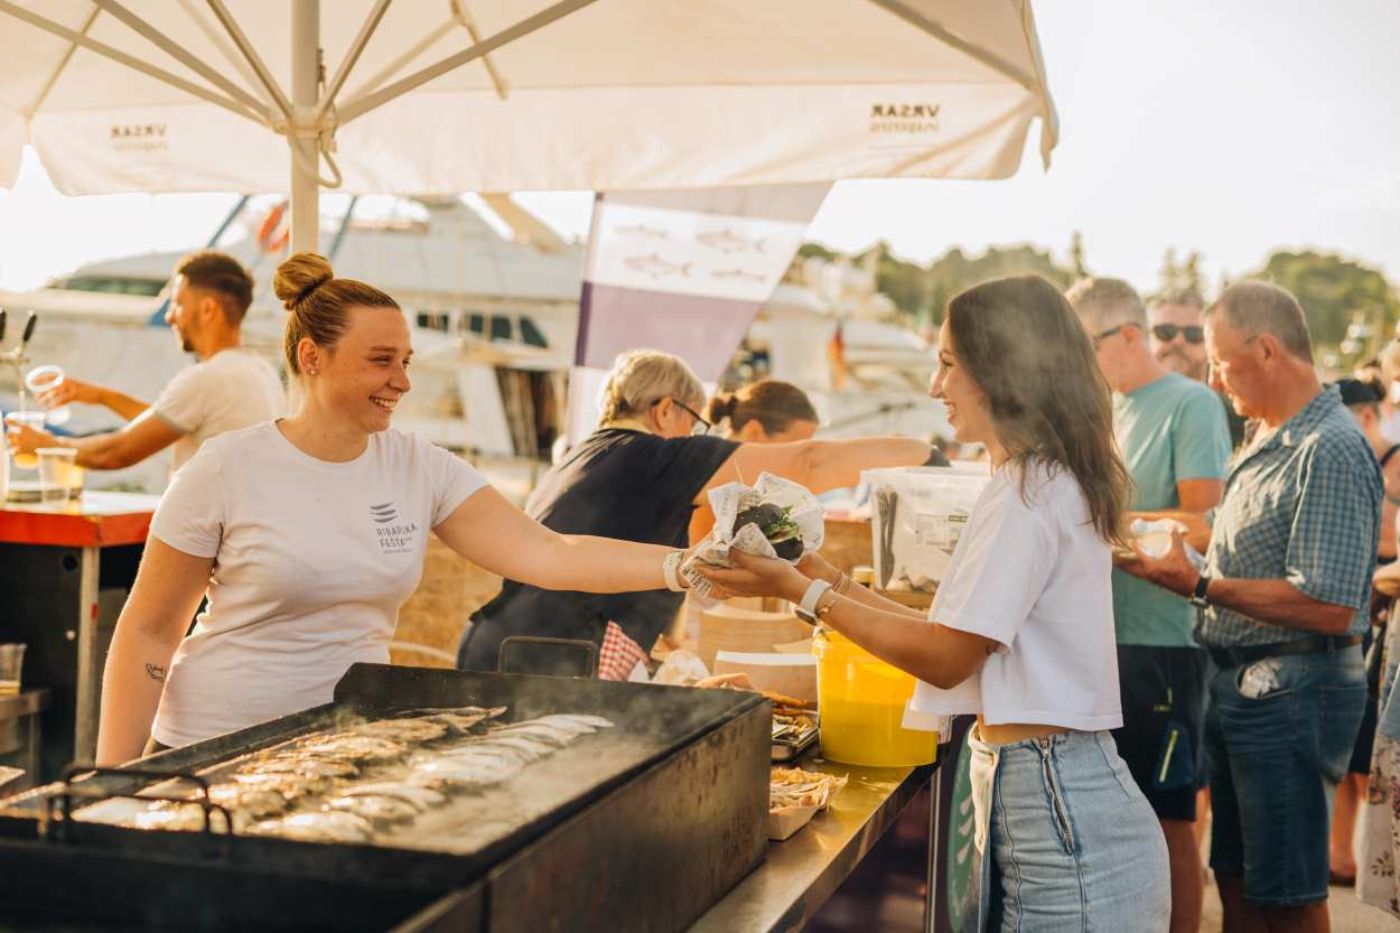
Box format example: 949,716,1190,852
969,730,1170,932
1204,646,1366,905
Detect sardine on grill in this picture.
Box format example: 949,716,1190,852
238,755,360,779
230,770,332,798
487,722,576,747
418,705,509,735
352,717,449,744
243,810,375,844
326,794,419,826
294,733,406,763
337,781,448,811
459,734,555,761
207,783,290,820
531,713,614,735
408,756,522,791
128,800,231,833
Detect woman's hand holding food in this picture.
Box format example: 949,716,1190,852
695,547,810,603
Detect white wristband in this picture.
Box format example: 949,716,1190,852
662,550,686,592
794,579,832,624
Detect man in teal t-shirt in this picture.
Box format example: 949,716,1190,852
1069,277,1231,933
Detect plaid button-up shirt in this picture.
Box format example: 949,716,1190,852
1197,386,1382,647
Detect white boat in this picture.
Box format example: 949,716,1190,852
1,196,946,494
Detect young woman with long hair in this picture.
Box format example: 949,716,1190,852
700,276,1170,931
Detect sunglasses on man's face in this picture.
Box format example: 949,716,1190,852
1151,324,1205,345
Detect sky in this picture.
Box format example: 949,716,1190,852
2,0,1398,295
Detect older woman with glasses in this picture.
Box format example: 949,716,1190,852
457,348,935,672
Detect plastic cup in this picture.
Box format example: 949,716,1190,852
0,644,25,695
3,411,47,470
24,365,69,426
38,447,80,502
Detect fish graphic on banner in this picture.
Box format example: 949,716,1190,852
568,184,830,442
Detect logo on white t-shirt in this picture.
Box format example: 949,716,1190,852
369,502,418,554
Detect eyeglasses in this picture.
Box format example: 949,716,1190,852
652,398,711,436
1151,324,1205,345
1091,324,1126,349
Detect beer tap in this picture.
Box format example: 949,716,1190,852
0,309,38,411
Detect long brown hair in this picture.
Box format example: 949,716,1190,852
945,275,1131,546
273,252,399,375
706,379,818,434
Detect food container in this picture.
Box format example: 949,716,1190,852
812,629,936,767
864,465,990,593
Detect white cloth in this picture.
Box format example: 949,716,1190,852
151,348,285,472
908,460,1122,732
149,423,488,746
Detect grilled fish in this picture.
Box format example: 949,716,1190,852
230,771,332,798
418,705,508,735
353,717,448,744
295,733,406,763
459,734,555,761
129,800,230,833
337,781,447,811
244,810,375,844
326,794,419,826
488,722,576,746
239,755,359,779
207,783,290,820
408,756,521,791
532,713,613,734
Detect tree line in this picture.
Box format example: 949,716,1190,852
800,237,1400,361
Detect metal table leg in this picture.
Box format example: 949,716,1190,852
73,545,100,764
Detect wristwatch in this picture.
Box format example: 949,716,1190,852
1189,574,1212,609
794,579,833,624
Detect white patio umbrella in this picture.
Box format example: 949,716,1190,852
0,0,1057,252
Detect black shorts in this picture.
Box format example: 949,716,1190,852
1111,644,1209,822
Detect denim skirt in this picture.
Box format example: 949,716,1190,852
967,729,1170,932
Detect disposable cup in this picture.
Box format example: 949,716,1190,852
24,365,69,426
38,447,80,501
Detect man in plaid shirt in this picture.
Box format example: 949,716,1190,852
1125,281,1382,933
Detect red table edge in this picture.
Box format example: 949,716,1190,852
0,509,154,548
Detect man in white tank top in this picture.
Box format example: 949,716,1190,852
6,251,284,475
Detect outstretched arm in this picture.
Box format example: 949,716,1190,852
698,550,994,689
9,411,183,470
699,436,933,503
433,487,679,592
40,377,149,422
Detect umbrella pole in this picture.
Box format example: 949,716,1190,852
289,0,320,255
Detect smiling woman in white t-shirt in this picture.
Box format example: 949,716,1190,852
95,252,700,765
700,276,1170,932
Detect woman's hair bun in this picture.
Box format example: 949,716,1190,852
705,392,737,425
273,251,334,311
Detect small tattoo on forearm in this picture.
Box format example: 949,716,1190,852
144,663,167,683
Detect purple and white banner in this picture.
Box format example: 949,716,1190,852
568,184,830,441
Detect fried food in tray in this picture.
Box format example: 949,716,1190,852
770,767,846,811
767,766,848,841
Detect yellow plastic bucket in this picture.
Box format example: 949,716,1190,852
812,628,938,767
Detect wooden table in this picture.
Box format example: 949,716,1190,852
0,493,159,777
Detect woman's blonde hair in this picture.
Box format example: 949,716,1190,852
597,349,705,426
273,252,399,374
945,275,1132,547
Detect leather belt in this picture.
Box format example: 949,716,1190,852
1204,635,1362,669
